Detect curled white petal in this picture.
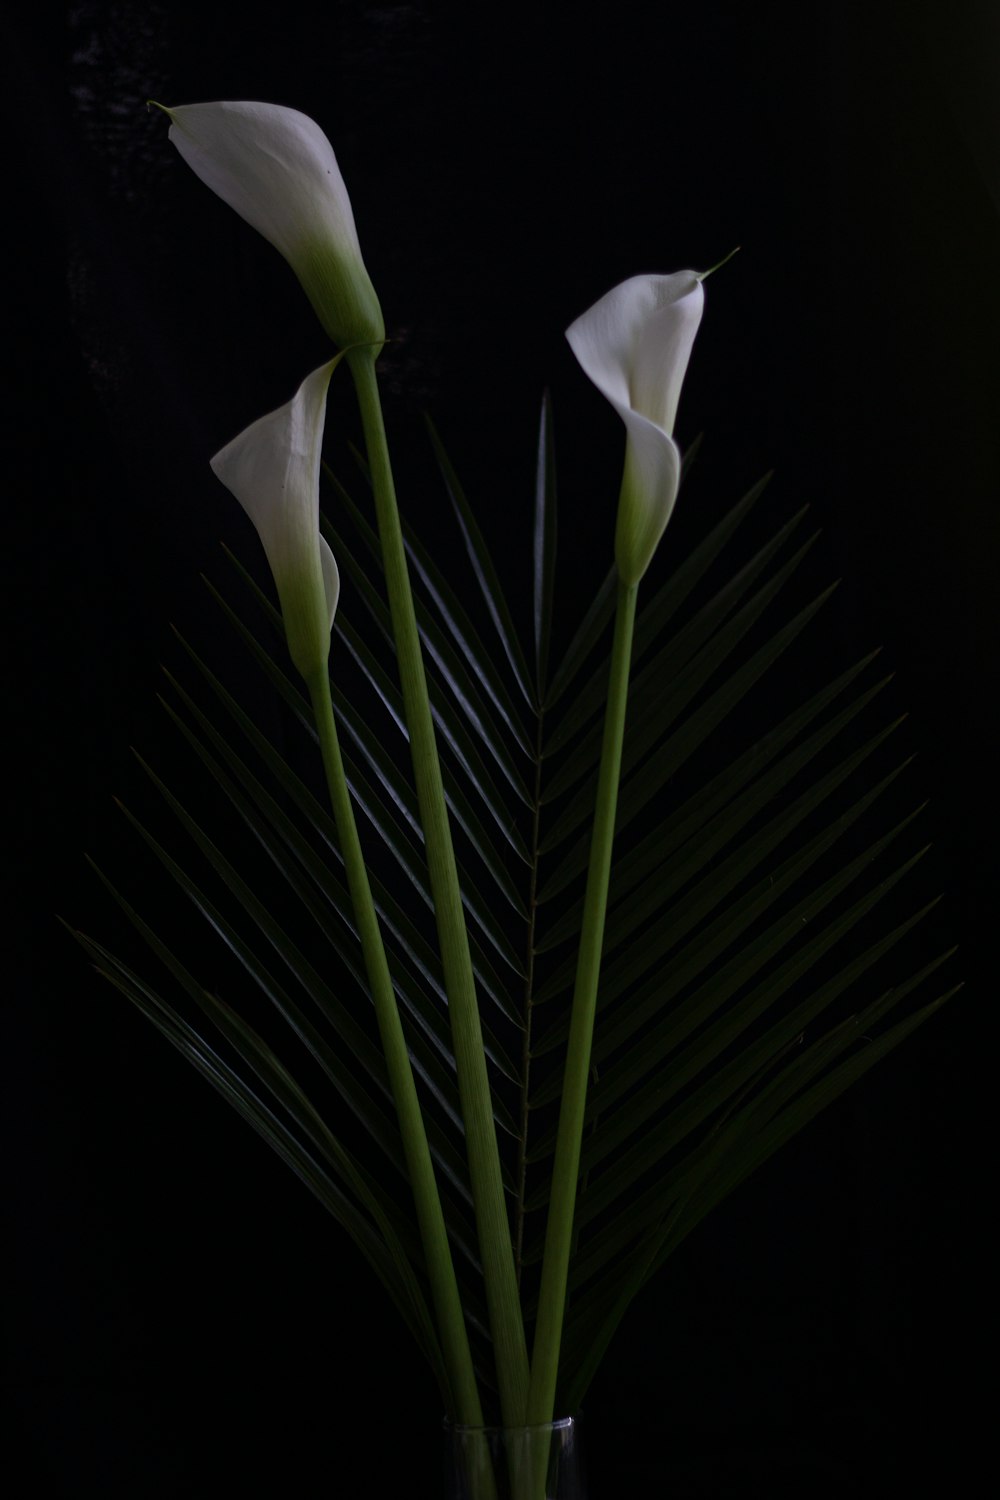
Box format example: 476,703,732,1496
318,538,340,633
615,412,682,586
567,272,704,583
164,101,383,347
211,359,339,681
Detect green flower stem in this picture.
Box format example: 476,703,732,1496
307,665,483,1427
527,576,638,1426
347,346,530,1427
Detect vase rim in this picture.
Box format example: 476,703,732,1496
443,1415,578,1435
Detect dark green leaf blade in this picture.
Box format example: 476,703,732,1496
533,389,558,699
425,414,536,708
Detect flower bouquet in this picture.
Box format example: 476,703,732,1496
72,100,958,1498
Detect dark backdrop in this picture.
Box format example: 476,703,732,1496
6,2,995,1494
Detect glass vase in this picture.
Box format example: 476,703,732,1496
444,1416,586,1500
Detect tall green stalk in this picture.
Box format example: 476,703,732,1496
307,666,483,1426
527,577,638,1425
347,346,530,1427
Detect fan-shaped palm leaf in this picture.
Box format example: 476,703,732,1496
76,391,956,1419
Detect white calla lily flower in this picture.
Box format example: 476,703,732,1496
567,271,704,584
161,101,384,349
211,359,341,683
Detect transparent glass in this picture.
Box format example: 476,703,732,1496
443,1415,586,1500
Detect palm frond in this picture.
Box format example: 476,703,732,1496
82,392,955,1416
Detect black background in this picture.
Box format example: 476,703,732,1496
6,1,995,1494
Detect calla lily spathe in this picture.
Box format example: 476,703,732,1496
566,272,704,584
211,360,341,684
161,101,384,350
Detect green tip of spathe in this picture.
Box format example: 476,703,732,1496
697,246,741,281
146,99,174,120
